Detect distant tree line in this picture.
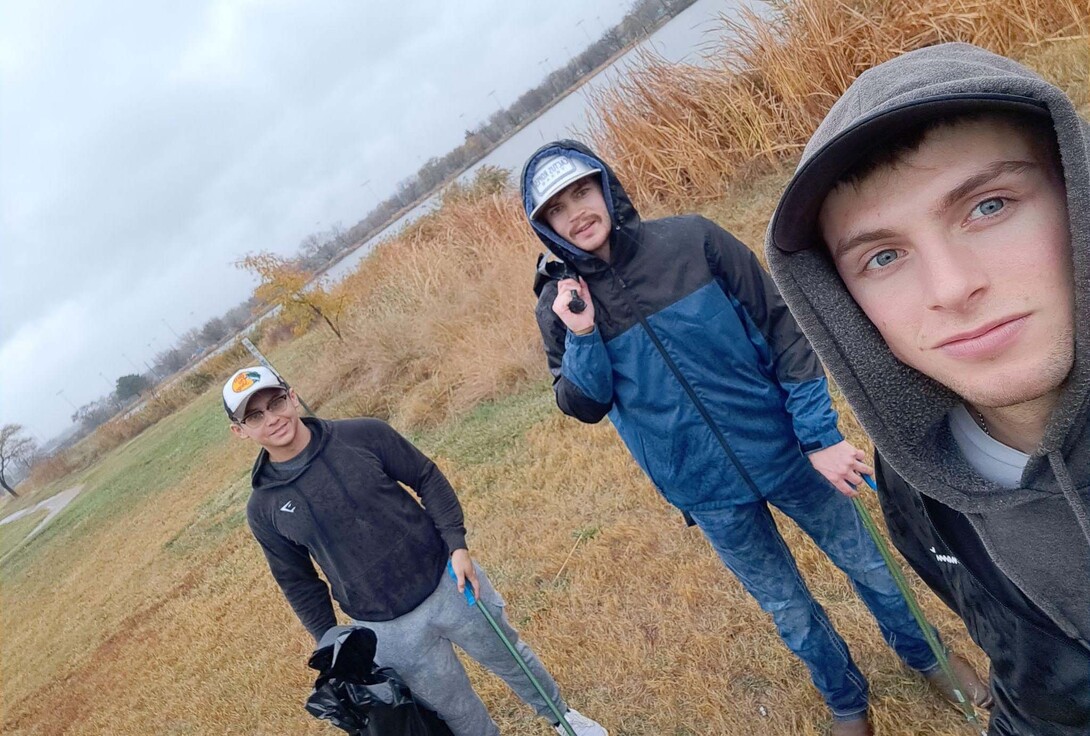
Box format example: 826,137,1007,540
339,0,697,254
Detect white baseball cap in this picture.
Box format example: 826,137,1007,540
222,366,287,419
528,154,602,219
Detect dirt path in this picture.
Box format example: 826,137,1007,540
0,485,84,559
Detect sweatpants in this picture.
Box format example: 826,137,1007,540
354,562,566,736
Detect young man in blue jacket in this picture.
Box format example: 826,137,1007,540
522,142,986,735
224,366,607,736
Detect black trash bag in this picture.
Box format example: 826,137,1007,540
305,625,453,736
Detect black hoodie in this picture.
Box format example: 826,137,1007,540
246,417,467,641
767,43,1090,734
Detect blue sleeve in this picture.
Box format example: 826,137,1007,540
703,219,843,452
561,328,613,404
535,280,613,423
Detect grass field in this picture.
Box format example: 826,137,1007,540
1,371,983,736
3,1,1087,734
0,510,49,561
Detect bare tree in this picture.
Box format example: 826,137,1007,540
199,316,229,345
0,424,35,497
155,348,188,374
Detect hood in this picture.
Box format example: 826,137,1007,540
765,42,1090,516
251,416,329,490
520,139,642,272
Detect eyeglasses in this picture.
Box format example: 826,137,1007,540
237,392,291,428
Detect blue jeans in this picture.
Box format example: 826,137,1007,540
688,460,938,720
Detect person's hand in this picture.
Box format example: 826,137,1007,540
449,548,480,597
551,277,596,335
808,440,874,497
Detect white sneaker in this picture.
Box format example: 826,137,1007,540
555,707,608,736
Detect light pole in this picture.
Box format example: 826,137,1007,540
121,352,141,373
99,372,122,408
487,90,514,127
161,318,182,340
56,389,78,412
143,356,162,381
575,19,592,43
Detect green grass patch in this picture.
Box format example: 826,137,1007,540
2,393,229,573
163,474,251,556
410,382,555,465
0,510,49,560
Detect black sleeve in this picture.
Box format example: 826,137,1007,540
247,505,338,642
873,452,960,614
534,279,613,423
357,419,468,553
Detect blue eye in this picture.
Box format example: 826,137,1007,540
970,197,1005,219
865,249,899,270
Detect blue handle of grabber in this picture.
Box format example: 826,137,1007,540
447,560,477,606
863,475,878,491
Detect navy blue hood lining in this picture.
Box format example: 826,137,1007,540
521,139,640,267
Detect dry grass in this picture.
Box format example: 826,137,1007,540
587,0,1089,208
307,167,546,428
3,1,1087,734
0,387,981,736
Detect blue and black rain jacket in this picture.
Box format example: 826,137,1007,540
523,141,842,512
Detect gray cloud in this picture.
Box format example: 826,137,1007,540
1,0,633,441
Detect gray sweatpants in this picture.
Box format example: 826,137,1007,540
354,562,566,736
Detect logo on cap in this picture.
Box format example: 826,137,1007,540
231,370,262,393
532,156,577,198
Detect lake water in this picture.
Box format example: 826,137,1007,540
323,0,755,283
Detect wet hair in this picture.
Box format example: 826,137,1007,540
835,109,1062,190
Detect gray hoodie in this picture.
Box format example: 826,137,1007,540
765,42,1090,648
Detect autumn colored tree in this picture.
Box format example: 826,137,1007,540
0,424,35,497
237,252,344,340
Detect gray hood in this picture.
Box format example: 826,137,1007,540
765,42,1090,639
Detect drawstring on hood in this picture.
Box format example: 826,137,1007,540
766,42,1090,643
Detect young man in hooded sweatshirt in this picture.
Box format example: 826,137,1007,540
766,42,1090,734
223,366,607,736
521,142,985,735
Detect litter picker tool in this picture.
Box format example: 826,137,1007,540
446,561,576,736
534,255,586,314
856,476,985,735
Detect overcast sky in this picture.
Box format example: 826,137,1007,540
0,0,649,444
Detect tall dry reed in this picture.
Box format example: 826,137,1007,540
310,167,546,427
588,0,1089,207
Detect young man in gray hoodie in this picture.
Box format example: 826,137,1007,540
767,43,1090,734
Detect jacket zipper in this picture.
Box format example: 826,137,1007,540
610,266,762,502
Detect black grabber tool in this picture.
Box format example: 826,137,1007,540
534,254,586,313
